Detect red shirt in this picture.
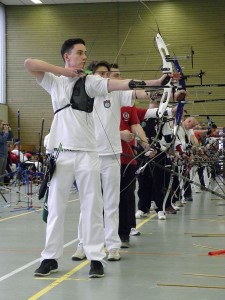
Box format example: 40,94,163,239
9,151,18,164
136,107,147,123
194,129,207,144
120,106,140,165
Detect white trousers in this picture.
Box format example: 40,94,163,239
41,151,105,261
78,154,121,251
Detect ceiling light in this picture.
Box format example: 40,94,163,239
31,0,43,4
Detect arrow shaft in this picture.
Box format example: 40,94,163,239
151,161,225,200
186,98,225,103
186,114,225,117
186,84,225,88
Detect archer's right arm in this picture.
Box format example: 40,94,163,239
24,58,81,82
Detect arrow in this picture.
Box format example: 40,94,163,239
186,98,225,104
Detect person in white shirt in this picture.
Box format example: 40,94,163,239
72,61,153,261
175,117,199,202
24,38,166,278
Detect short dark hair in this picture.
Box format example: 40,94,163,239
109,63,119,69
61,38,85,61
87,60,110,73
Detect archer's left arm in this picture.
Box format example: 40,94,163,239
130,123,149,150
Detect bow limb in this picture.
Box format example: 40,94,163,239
155,33,173,118
162,163,175,212
206,115,213,130
173,58,186,137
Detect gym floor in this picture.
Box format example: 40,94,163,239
0,178,225,300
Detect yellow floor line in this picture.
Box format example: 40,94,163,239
0,209,42,222
35,277,90,281
192,243,221,250
122,251,180,256
157,283,225,289
28,212,157,299
136,213,157,229
0,198,78,223
183,273,225,279
192,235,225,237
189,218,225,223
28,260,89,300
185,232,225,236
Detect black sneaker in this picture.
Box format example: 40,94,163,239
88,260,104,278
34,259,58,277
201,186,207,191
165,206,177,214
185,196,193,202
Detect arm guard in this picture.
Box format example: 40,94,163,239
128,80,146,90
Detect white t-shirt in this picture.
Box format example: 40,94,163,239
144,107,174,136
175,125,194,151
43,133,49,148
38,73,108,152
144,108,174,150
93,90,133,155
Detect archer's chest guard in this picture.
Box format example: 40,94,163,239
55,77,94,115
70,77,94,113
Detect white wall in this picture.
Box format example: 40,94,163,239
0,4,6,104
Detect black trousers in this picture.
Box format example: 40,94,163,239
197,166,205,187
137,152,173,212
183,173,192,198
172,165,180,203
119,164,136,241
137,164,154,213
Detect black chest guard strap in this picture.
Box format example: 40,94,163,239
54,77,94,115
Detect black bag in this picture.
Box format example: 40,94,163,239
42,188,49,223
38,155,56,200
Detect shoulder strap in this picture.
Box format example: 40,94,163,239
54,76,94,115
54,103,71,115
